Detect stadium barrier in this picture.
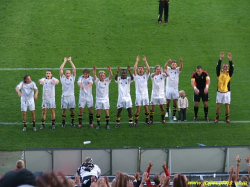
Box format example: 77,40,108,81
24,145,250,176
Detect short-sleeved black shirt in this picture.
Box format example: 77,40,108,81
191,71,209,90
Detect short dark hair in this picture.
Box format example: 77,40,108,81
196,66,203,70
83,69,90,74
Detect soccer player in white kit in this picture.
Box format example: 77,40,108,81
149,65,169,124
77,69,94,129
15,74,38,131
115,66,134,128
164,58,183,120
38,70,59,130
59,57,76,128
93,65,113,130
133,55,150,126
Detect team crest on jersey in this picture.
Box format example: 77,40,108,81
70,79,72,81
105,80,108,82
119,78,121,81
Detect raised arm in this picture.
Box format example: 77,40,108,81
228,53,234,77
115,67,120,81
245,155,250,178
236,155,241,181
179,58,183,71
162,161,170,177
217,52,224,76
127,65,134,81
60,57,68,77
107,65,113,80
164,59,172,70
228,166,235,187
93,66,97,80
134,55,140,75
143,55,150,75
68,57,76,76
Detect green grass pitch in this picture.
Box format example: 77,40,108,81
0,0,250,151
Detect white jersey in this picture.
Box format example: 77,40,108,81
151,73,166,98
94,78,111,101
60,75,75,97
40,77,59,100
115,77,133,100
78,164,101,179
134,73,149,97
78,75,93,99
166,66,181,89
16,81,38,100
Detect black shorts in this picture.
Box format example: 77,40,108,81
193,90,209,102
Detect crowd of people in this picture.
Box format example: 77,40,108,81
15,52,234,131
0,155,249,187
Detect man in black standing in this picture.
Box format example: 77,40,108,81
158,0,170,24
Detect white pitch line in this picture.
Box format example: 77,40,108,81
0,67,155,71
1,121,250,125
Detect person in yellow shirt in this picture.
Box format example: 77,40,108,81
214,52,234,123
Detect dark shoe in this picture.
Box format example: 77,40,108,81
205,117,209,122
40,125,44,130
106,125,110,130
193,117,197,122
96,125,100,130
115,124,120,129
52,125,55,130
71,122,75,127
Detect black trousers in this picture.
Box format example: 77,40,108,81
178,108,187,121
158,1,169,22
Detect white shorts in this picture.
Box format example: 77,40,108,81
166,87,179,100
150,97,166,105
216,91,231,104
79,96,93,108
21,98,35,112
61,95,76,109
135,95,149,106
95,100,110,110
117,98,132,109
42,99,56,109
